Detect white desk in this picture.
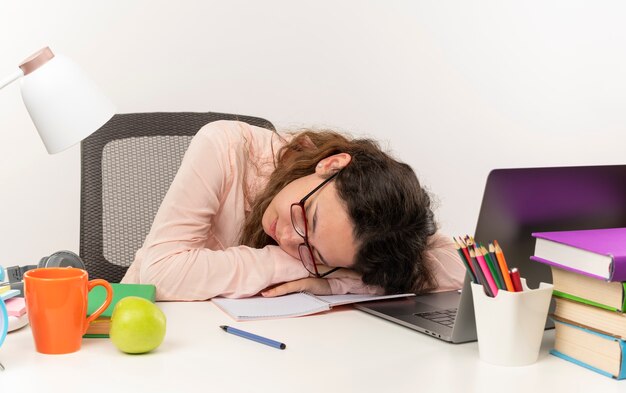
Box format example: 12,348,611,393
0,301,622,392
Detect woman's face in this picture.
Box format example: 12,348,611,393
262,156,356,269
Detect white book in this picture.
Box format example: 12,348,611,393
211,292,415,321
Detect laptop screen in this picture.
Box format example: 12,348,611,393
473,165,626,289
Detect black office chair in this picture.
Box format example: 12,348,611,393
80,111,275,282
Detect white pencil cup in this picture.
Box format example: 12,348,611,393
471,278,553,366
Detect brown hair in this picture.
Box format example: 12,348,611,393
240,130,437,294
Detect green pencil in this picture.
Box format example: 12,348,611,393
481,244,504,289
453,237,477,283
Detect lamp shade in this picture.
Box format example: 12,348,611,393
19,49,115,154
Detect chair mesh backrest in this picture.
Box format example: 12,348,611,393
80,112,275,282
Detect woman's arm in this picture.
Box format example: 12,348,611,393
424,232,466,292
143,244,309,300
261,269,383,297
262,232,465,297
123,121,309,300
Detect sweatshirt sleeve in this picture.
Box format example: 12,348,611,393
425,232,466,292
123,121,309,300
326,278,384,295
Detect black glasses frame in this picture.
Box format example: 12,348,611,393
290,171,342,278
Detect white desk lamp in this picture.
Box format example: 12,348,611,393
0,47,115,369
0,47,115,153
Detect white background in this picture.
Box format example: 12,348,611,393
1,1,625,265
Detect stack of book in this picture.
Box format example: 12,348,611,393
84,283,156,338
0,286,28,332
531,227,626,380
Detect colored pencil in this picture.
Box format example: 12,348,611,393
485,243,506,290
466,247,482,285
510,268,523,292
469,248,491,296
455,237,475,276
458,236,482,283
480,244,504,290
493,241,514,292
453,238,477,283
473,245,499,296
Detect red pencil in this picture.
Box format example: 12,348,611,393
473,245,499,297
510,268,523,292
455,237,475,276
453,237,477,283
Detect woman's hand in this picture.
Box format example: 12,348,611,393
261,267,363,297
261,277,332,297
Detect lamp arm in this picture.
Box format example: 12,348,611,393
0,69,24,90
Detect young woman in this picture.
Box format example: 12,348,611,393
121,120,464,300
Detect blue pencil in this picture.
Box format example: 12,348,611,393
220,325,286,350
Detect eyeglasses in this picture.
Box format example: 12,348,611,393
290,171,342,278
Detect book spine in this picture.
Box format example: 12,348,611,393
617,340,626,379
553,290,622,312
610,255,626,282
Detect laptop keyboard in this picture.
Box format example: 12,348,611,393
415,308,458,327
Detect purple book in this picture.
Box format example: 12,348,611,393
531,227,626,282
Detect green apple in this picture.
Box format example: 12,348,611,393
109,296,166,354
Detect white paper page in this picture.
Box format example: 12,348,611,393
316,293,415,306
212,293,329,320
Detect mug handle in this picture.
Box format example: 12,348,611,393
84,279,113,333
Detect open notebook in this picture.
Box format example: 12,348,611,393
212,292,415,321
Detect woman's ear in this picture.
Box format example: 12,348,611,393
315,153,352,175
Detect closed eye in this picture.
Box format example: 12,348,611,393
311,203,330,266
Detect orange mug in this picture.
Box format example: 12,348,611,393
24,267,113,354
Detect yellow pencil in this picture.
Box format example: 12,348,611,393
493,240,515,292
481,244,504,290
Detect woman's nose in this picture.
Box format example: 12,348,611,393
279,227,303,255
